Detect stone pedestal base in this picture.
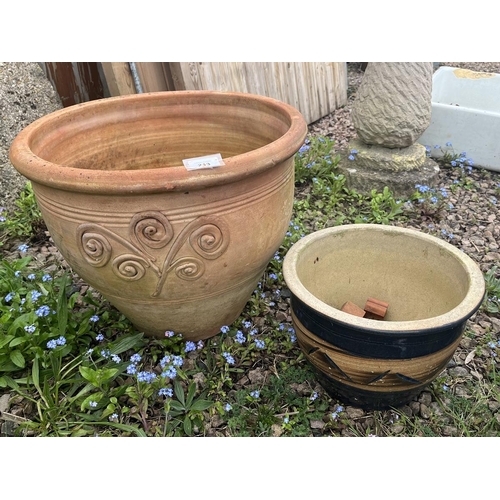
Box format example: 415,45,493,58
338,138,440,198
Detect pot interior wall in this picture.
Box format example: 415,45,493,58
295,229,470,321
28,97,291,171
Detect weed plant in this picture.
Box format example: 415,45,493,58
0,182,44,247
425,142,475,173
1,135,498,437
483,266,500,314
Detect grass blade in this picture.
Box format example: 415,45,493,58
57,274,69,337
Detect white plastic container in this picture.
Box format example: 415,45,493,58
418,66,500,171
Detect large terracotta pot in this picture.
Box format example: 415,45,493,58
10,91,307,340
283,224,485,409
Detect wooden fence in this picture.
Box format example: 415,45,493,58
42,62,348,125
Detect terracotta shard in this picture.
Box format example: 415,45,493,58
364,297,389,320
341,301,366,317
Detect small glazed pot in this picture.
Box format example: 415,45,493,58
283,224,485,409
10,90,307,340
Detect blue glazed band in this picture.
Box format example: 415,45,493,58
312,368,427,410
291,294,473,359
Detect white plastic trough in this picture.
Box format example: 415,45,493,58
418,66,500,172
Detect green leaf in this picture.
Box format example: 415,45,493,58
174,379,185,407
79,366,99,386
68,292,79,310
7,313,32,335
183,415,192,436
1,375,19,390
109,333,145,355
169,400,185,412
0,311,12,325
98,368,119,383
0,377,6,388
186,382,197,408
32,356,40,390
0,335,15,349
10,350,25,368
91,421,147,437
0,357,20,373
9,337,26,348
57,275,69,336
80,392,103,411
72,428,93,437
190,399,213,412
101,403,116,420
67,383,94,404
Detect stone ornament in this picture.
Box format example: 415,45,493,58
351,62,433,148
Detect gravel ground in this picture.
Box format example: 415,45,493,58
2,62,500,436
0,62,62,212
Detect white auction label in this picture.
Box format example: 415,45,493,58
182,153,225,170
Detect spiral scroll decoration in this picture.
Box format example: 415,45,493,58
112,254,149,281
173,257,205,281
189,221,229,260
76,212,229,297
130,211,174,251
77,227,112,267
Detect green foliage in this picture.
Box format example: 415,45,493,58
13,331,147,436
430,377,500,437
0,182,44,244
163,380,213,436
291,175,407,231
406,183,453,220
483,266,500,314
294,136,340,184
0,258,135,383
291,136,416,231
425,143,475,172
225,362,331,437
366,186,405,224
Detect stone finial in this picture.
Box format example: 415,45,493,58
351,62,433,149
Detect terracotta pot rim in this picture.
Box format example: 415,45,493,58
9,90,307,194
283,224,486,333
